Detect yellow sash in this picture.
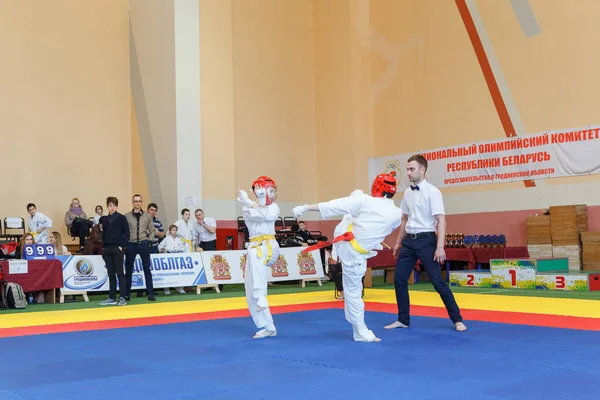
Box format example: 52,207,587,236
346,224,370,255
249,234,276,265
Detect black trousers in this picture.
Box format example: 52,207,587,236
102,245,125,300
124,241,154,298
394,232,463,326
70,218,91,247
199,240,217,251
328,262,344,292
200,240,221,290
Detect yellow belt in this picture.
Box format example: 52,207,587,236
346,224,370,255
250,234,276,265
181,237,193,252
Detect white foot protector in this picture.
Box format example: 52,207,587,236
253,329,277,339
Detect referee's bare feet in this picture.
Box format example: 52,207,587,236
455,322,467,332
384,321,409,329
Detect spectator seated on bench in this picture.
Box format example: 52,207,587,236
295,221,318,245
64,197,93,252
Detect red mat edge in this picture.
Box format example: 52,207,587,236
1,301,598,338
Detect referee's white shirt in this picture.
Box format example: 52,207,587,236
400,180,445,234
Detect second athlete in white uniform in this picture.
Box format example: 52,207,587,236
237,175,280,339
293,174,403,342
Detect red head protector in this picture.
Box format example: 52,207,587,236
371,173,396,198
252,175,277,206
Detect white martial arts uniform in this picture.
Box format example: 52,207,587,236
318,193,403,341
158,236,186,253
174,219,195,252
168,220,193,294
28,212,52,244
242,203,281,334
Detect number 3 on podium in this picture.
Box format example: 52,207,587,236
508,270,517,286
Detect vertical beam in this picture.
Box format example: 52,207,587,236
455,0,537,187
174,0,202,212
510,0,541,38
129,20,166,219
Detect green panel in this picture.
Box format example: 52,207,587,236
536,258,569,273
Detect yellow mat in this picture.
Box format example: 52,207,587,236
1,289,599,330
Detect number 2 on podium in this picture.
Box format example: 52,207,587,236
508,270,517,286
466,274,474,286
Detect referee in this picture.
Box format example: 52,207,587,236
384,155,467,332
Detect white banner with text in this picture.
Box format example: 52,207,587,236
57,248,323,292
368,124,600,190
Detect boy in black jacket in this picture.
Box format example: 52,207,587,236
99,197,130,306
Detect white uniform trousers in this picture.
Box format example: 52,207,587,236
342,260,376,342
244,244,276,331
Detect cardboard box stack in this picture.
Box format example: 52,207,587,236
581,231,600,271
526,215,552,259
549,205,588,270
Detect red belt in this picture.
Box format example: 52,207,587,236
301,231,356,254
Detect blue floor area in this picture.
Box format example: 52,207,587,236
1,309,600,400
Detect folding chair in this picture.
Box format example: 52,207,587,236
2,217,25,242
332,267,365,299
283,217,297,229
274,217,284,231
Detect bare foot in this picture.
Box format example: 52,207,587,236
370,337,382,342
384,321,409,329
455,322,467,332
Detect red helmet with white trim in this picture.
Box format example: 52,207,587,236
252,175,277,205
371,174,396,198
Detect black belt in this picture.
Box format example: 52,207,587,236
406,232,436,239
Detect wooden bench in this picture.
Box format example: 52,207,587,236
59,289,89,303
364,266,420,287
364,266,395,287
196,284,221,294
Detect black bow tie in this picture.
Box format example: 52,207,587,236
410,185,420,191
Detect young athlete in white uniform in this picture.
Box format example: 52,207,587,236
293,174,403,342
237,175,281,339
